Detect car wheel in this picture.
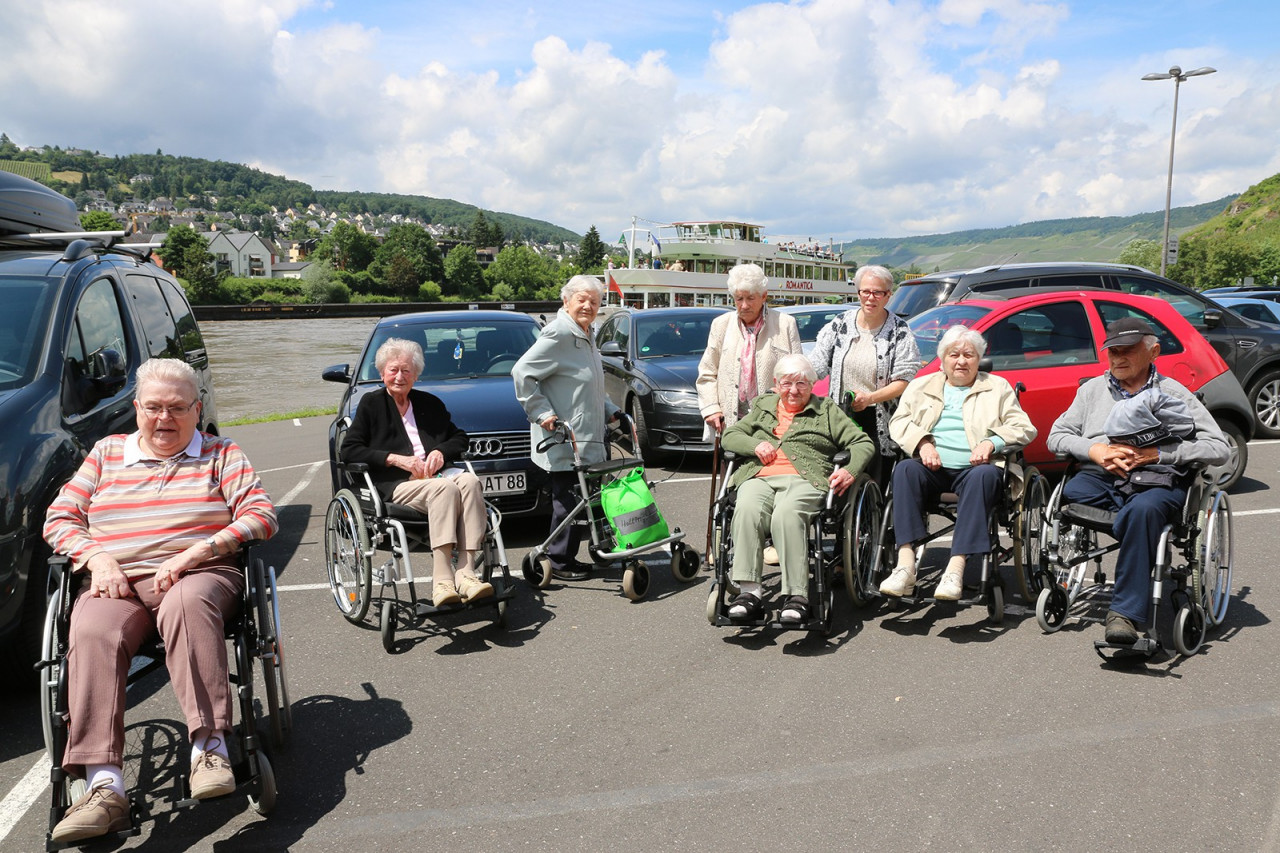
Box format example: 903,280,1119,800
1209,417,1247,492
1248,370,1280,439
628,396,653,464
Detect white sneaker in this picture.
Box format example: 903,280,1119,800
934,570,964,601
879,566,915,597
763,545,780,565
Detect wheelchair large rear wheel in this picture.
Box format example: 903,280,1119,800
841,475,882,607
253,559,291,749
1013,469,1048,603
325,490,372,623
1197,488,1233,627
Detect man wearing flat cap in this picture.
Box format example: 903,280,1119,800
1047,316,1229,644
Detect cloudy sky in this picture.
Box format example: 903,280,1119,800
2,0,1277,243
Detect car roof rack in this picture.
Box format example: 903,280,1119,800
0,225,162,261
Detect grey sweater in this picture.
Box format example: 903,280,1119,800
1047,372,1228,472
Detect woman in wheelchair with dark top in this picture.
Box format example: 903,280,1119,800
720,354,874,623
42,358,278,844
879,325,1036,601
342,337,493,608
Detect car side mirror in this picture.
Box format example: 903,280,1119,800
322,364,352,383
600,341,624,357
91,348,127,396
1203,307,1223,329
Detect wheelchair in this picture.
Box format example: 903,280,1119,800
1034,465,1233,659
520,416,698,601
847,451,1048,623
324,418,516,653
704,449,877,636
36,546,288,851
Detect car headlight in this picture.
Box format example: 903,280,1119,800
653,390,699,408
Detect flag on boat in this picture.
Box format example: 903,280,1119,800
617,233,627,245
605,270,624,298
648,231,661,253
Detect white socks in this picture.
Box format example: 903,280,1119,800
738,581,763,598
85,764,125,798
190,729,230,764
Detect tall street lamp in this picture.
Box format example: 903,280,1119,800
1142,65,1217,276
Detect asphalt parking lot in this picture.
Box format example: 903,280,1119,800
2,415,1278,851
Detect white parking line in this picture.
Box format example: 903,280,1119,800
0,756,52,841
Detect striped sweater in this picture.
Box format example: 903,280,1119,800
44,432,278,577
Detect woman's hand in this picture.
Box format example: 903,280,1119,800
704,413,725,433
849,389,871,412
754,441,778,465
152,547,202,594
86,552,132,599
424,449,445,478
969,439,994,466
539,414,558,431
918,440,942,471
828,468,854,495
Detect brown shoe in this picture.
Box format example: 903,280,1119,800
433,578,462,607
50,785,130,842
456,571,494,603
190,751,236,799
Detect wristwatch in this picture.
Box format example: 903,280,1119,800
205,536,220,557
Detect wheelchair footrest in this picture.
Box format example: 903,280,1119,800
414,585,516,618
1094,636,1160,660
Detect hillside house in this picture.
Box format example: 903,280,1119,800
205,230,275,278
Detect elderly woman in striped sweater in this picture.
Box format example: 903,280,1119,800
43,358,278,844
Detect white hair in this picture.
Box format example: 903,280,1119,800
773,353,818,383
937,325,987,361
375,337,425,374
136,358,198,399
727,263,767,297
853,265,894,291
561,274,605,302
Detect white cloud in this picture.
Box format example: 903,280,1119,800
0,0,1277,241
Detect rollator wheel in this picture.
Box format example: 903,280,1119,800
670,542,700,583
248,750,277,816
1173,603,1207,656
622,561,649,601
985,583,1004,624
1035,585,1069,633
521,552,554,589
380,599,397,653
324,490,372,623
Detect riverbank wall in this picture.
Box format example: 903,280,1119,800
194,300,562,321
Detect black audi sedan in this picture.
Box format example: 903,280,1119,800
321,310,548,517
596,306,730,461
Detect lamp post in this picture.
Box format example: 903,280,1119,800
1142,65,1216,276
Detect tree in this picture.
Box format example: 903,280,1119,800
369,223,444,292
578,225,605,270
157,225,221,303
384,253,421,299
483,245,558,300
444,243,486,299
469,210,504,249
79,211,119,232
1116,238,1161,273
314,221,377,272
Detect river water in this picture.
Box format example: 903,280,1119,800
203,318,378,422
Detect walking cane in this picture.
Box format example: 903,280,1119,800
705,429,721,569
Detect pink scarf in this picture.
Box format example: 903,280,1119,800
738,314,764,412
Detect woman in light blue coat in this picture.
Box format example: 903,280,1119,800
513,275,620,580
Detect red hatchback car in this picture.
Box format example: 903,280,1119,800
905,290,1253,489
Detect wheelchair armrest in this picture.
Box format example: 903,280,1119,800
338,461,370,475
722,450,739,462
833,450,850,467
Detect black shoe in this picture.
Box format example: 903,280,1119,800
727,592,764,621
779,595,809,623
551,563,590,581
1104,611,1139,644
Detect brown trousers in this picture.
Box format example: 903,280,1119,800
390,471,486,552
63,564,242,777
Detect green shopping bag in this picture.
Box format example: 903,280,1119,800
599,467,670,549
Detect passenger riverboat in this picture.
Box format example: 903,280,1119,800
604,218,855,308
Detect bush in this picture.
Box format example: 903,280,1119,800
350,293,403,304
418,281,442,302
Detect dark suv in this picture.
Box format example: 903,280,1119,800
0,173,218,681
888,262,1280,437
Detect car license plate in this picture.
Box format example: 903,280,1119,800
481,471,525,495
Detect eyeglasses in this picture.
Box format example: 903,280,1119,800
776,380,813,390
140,400,198,418
858,289,890,298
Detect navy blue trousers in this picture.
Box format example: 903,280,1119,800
892,460,1000,556
1061,468,1185,625
546,471,584,572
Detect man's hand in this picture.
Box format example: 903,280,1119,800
1088,442,1149,473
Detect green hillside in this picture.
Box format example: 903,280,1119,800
841,196,1236,270
1187,174,1280,244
